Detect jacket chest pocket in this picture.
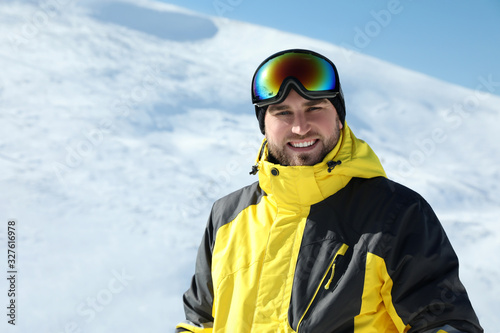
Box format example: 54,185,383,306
288,241,353,332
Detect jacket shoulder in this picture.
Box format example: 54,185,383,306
210,181,266,233
349,176,424,204
313,176,437,242
342,176,433,220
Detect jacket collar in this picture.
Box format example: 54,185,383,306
255,123,386,207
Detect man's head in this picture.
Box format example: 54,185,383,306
264,88,343,166
251,49,346,166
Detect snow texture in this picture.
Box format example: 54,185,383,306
0,0,499,331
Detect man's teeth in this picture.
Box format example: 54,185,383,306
291,140,315,148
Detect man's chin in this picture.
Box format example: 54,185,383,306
268,144,326,167
288,152,322,166
278,148,324,166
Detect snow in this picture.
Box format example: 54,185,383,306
1,0,499,331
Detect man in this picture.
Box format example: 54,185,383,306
176,49,482,332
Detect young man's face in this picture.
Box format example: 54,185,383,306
264,89,343,166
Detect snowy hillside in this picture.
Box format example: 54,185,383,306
1,0,499,331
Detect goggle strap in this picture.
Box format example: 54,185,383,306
255,79,338,108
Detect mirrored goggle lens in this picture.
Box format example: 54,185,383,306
252,51,337,104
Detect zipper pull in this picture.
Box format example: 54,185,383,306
324,257,339,290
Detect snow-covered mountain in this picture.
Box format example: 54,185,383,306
1,0,499,331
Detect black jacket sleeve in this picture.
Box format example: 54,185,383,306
384,194,483,333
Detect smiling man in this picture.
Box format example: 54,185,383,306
265,89,342,166
176,49,483,333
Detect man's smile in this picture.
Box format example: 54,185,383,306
288,139,319,150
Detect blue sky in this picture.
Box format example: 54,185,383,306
159,0,500,96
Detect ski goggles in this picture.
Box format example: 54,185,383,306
251,49,340,107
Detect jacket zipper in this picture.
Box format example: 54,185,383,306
296,243,349,332
324,256,340,290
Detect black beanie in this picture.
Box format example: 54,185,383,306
256,93,346,135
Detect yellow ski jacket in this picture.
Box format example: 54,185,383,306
176,124,482,333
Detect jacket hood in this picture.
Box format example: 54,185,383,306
254,123,386,207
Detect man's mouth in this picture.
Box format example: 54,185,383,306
288,140,318,148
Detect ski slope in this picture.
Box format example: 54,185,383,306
1,0,499,331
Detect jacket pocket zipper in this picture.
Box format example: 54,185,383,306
296,243,349,332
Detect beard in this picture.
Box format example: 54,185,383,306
267,124,342,166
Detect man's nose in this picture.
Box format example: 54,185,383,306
291,113,311,135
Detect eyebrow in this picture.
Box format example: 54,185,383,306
268,99,328,112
